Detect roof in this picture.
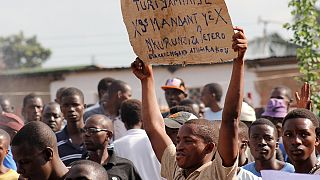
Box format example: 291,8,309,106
245,33,298,60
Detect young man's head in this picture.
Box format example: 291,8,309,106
201,83,223,107
42,102,64,132
83,114,113,152
60,87,85,123
176,119,216,170
0,129,10,164
97,77,115,100
65,160,108,180
11,121,65,179
180,99,200,117
161,78,187,108
0,96,14,113
270,86,292,110
248,118,278,162
55,87,67,105
22,93,43,123
103,80,132,109
282,108,319,164
120,99,142,130
164,111,198,145
238,121,249,166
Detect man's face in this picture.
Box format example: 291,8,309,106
61,95,85,123
83,118,110,151
65,165,96,180
165,127,179,145
200,87,212,107
271,88,291,109
176,124,209,169
165,89,186,108
1,99,13,113
282,118,318,163
249,124,278,161
23,97,43,122
42,105,64,132
12,144,51,180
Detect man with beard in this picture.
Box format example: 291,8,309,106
242,118,294,176
282,108,320,174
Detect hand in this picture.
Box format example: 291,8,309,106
295,82,312,110
131,57,152,80
232,27,248,60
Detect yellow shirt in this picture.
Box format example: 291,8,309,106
0,169,19,180
161,144,238,180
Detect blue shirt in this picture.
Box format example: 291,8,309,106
242,161,295,177
4,147,16,171
56,127,86,167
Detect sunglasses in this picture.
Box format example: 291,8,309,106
80,127,111,135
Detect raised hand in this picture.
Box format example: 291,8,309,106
295,82,312,110
131,57,152,80
232,27,248,60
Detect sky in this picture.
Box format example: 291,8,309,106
0,0,292,68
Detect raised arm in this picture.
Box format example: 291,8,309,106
295,82,312,110
131,59,173,161
218,27,247,166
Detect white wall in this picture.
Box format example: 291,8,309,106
50,63,260,108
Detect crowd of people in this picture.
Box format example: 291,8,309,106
0,27,318,180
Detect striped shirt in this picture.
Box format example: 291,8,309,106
56,127,85,166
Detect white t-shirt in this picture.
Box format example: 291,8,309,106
238,168,261,180
204,108,223,121
113,129,162,180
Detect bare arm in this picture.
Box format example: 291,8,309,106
218,27,247,166
131,59,173,162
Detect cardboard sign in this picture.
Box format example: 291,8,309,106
261,170,320,180
121,0,237,64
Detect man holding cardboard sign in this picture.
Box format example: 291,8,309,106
131,27,247,180
122,0,237,65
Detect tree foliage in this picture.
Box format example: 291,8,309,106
0,32,51,69
284,0,320,114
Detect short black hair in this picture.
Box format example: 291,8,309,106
55,87,67,103
60,87,84,104
108,80,129,95
283,108,319,128
169,105,198,117
12,121,57,151
249,118,277,139
239,121,249,140
184,119,216,144
204,83,223,102
97,77,115,96
22,93,42,108
0,129,10,148
70,160,108,179
120,99,141,130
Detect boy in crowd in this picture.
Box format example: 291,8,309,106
12,121,68,180
131,27,247,179
0,129,19,179
282,108,320,174
242,118,295,176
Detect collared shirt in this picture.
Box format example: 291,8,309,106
113,129,162,180
83,149,142,180
56,127,85,166
161,144,237,180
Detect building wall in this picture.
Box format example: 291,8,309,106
0,75,51,116
50,63,260,109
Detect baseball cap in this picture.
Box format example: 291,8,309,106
262,98,288,118
164,111,198,129
240,102,256,122
161,78,186,94
0,112,24,131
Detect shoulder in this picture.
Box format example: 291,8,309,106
282,162,295,172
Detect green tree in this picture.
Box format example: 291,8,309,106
0,32,51,69
284,0,320,114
